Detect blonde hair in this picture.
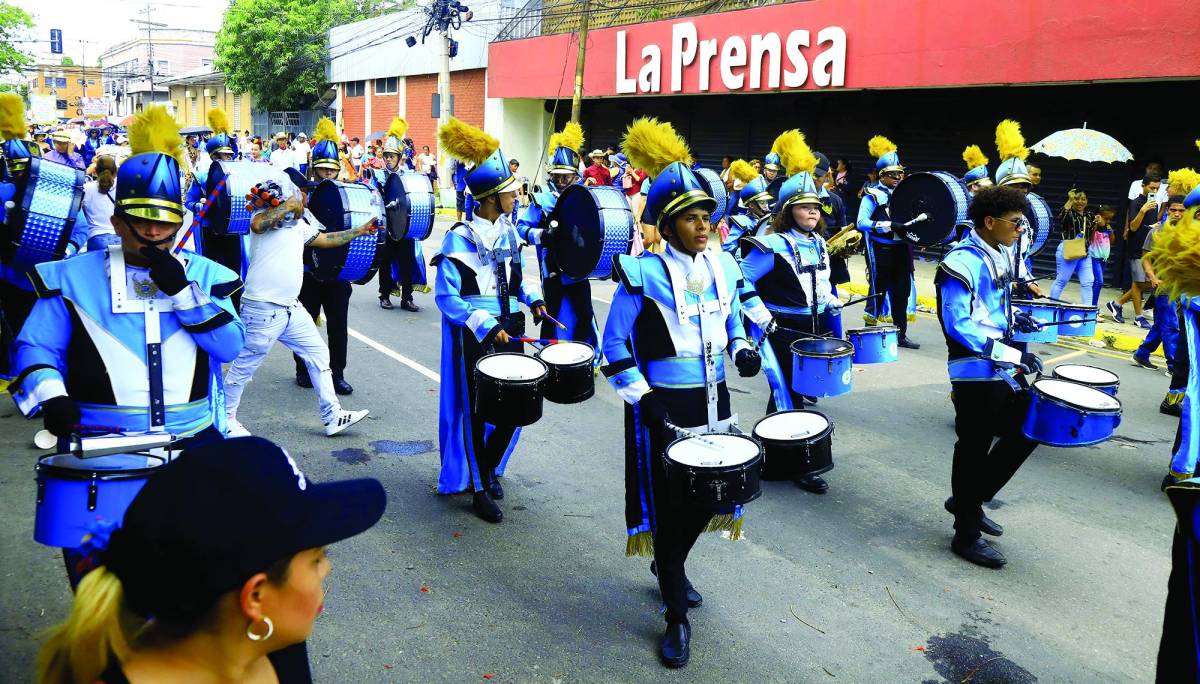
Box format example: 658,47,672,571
37,567,141,684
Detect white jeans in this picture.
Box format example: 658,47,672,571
224,299,339,424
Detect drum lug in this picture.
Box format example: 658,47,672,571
88,472,98,512
36,465,45,505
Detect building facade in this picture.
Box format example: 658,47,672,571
23,63,104,122
160,67,254,133
99,29,216,117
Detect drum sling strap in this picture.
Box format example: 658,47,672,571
780,232,828,329
662,250,731,431
108,246,170,431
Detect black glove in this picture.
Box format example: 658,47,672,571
637,391,670,430
141,246,189,296
1020,352,1044,375
42,395,81,438
735,348,761,377
1012,311,1042,334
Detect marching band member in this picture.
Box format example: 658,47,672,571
951,144,992,243
81,127,103,169
9,105,245,446
373,117,427,313
857,135,919,349
516,121,597,345
720,158,770,254
432,117,546,523
935,185,1044,568
762,149,784,200
183,109,241,275
740,130,841,494
602,117,761,668
814,150,853,315
993,120,1044,299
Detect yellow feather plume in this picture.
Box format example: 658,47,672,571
0,93,25,141
547,121,584,157
1167,168,1200,198
128,105,185,167
728,159,759,184
962,144,989,170
621,117,691,178
206,108,230,136
867,135,897,160
1147,209,1200,300
995,120,1029,162
772,129,817,177
313,117,339,144
438,117,498,166
387,117,408,142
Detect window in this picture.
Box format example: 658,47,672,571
232,93,242,128
55,99,68,110
269,112,300,127
210,95,218,109
374,77,397,95
55,78,67,88
201,58,213,67
190,98,198,125
345,80,365,97
157,60,170,75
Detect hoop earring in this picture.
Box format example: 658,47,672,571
246,616,274,642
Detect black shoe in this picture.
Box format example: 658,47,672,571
483,469,504,500
951,537,1007,568
1132,354,1157,370
802,395,819,405
659,622,691,668
295,369,312,389
898,337,921,350
400,298,421,313
796,473,829,494
379,296,394,310
471,491,503,523
945,497,1002,536
649,562,703,607
333,377,354,395
1162,399,1183,417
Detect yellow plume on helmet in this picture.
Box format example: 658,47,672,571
1147,210,1200,301
206,108,230,136
728,159,758,184
773,129,817,177
0,93,26,141
995,120,1029,162
387,117,408,142
128,105,185,167
547,121,584,157
962,145,989,170
1167,168,1200,198
867,135,897,160
313,117,339,144
438,117,498,166
621,117,691,178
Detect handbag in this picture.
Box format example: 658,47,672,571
1062,237,1087,260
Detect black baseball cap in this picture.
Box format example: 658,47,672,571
106,437,386,621
813,151,830,179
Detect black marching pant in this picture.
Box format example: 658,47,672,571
0,280,36,378
1157,526,1199,682
377,237,416,300
294,274,350,379
870,241,911,337
463,313,525,488
949,380,1038,541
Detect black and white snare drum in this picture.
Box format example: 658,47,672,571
535,341,595,404
664,433,762,509
474,353,548,427
752,410,834,480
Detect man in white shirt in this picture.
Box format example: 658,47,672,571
350,137,364,173
222,174,377,437
292,132,311,174
1129,160,1169,203
269,132,295,171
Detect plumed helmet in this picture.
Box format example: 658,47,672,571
116,106,186,223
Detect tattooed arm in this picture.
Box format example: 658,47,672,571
250,193,304,234
308,216,382,249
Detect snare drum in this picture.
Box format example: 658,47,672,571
1055,302,1098,337
694,168,729,224
790,337,854,397
1012,299,1058,344
550,184,635,280
383,171,435,241
474,353,548,426
205,160,289,236
309,179,385,283
753,410,834,480
34,452,166,548
535,341,595,404
846,326,899,364
6,157,85,270
664,432,762,508
1051,363,1120,396
1022,378,1122,447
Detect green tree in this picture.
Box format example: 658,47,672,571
216,0,394,112
0,2,34,76
0,81,31,107
60,56,74,66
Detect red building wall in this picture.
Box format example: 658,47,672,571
370,80,400,142
405,68,487,154
342,83,366,141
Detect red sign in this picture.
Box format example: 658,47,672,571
488,0,1200,99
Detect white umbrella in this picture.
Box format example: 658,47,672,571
1030,123,1133,163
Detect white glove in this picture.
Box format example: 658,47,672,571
826,298,844,312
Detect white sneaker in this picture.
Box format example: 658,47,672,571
226,417,251,438
325,409,369,436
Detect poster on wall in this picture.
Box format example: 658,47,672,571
81,97,108,117
29,94,58,122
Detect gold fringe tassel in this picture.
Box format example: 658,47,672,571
625,531,654,557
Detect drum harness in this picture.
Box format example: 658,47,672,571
460,222,520,341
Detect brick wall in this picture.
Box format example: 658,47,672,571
369,78,400,143
342,82,366,141
405,68,487,155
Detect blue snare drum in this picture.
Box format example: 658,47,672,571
7,157,85,270
889,171,969,246
1054,302,1098,337
1051,363,1119,396
1011,299,1058,344
309,180,385,284
552,184,635,280
846,325,899,364
35,452,166,548
790,337,854,397
383,171,435,241
1025,192,1053,256
694,168,729,224
206,161,289,236
1022,378,1121,447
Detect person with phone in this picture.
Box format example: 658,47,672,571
1107,174,1162,327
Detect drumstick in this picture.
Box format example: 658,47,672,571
841,293,883,308
540,311,569,331
173,179,227,255
515,336,561,345
1035,318,1099,328
663,420,722,450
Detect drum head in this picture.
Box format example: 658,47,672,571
1034,378,1120,411
476,353,548,381
309,179,348,231
383,172,408,240
754,410,830,441
551,185,632,281
1025,192,1053,256
847,325,898,336
667,433,759,467
536,341,594,365
39,452,163,478
889,171,968,246
790,337,853,357
1052,364,1119,385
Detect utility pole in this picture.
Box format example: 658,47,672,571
437,29,451,150
570,0,591,124
411,0,472,187
135,3,166,110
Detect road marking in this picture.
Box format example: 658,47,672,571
592,295,612,304
1046,349,1088,365
347,327,441,382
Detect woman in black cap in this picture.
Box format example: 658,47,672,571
36,436,387,684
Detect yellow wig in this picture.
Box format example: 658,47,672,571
547,121,584,156
0,93,26,142
773,130,817,177
438,117,498,166
868,135,897,161
1167,168,1200,199
621,117,691,177
995,120,1029,161
962,144,989,171
728,159,759,184
313,117,339,144
1147,209,1200,301
206,108,230,136
128,105,185,167
387,116,408,142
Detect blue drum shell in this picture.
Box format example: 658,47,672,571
790,338,854,397
12,157,85,269
1055,303,1098,337
1012,300,1059,344
34,453,163,548
309,180,384,283
846,326,898,364
1025,192,1053,256
1021,383,1122,447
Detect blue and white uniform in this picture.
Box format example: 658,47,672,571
856,182,916,330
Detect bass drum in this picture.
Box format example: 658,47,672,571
888,171,970,246
308,180,385,284
5,157,85,270
383,171,435,241
694,167,729,224
205,161,289,236
550,184,635,281
1025,191,1053,256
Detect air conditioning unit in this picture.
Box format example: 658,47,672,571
185,90,193,97
203,88,212,97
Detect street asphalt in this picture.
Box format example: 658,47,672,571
0,217,1181,683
